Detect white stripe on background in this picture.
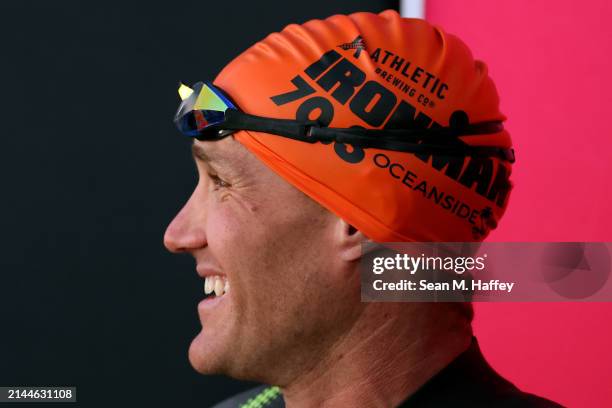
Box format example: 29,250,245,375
400,0,426,18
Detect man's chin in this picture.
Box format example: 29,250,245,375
188,329,231,374
188,329,270,382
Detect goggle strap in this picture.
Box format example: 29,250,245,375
222,109,317,139
217,109,515,163
316,128,515,162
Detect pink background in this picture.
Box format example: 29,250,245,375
427,1,612,406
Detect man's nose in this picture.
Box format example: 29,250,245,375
164,193,207,253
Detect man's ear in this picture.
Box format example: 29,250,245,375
336,219,367,262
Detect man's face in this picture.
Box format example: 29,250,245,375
164,135,361,381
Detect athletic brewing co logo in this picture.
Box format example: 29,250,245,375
268,44,512,231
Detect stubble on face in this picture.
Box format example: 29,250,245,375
184,136,362,383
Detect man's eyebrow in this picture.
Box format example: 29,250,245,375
191,142,236,172
191,143,215,163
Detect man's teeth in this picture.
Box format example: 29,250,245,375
204,276,229,297
214,278,224,296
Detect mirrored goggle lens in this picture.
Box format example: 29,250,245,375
173,81,236,137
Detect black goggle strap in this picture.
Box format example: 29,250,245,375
211,109,515,163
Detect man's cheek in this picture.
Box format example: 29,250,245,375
206,203,266,282
208,201,254,243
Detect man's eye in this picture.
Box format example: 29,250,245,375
208,173,230,189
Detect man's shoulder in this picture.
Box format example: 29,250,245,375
211,385,561,408
491,391,564,408
211,385,284,408
400,337,564,408
211,338,563,408
211,387,560,408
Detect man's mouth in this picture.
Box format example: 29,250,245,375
204,275,230,299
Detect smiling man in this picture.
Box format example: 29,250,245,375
164,10,560,408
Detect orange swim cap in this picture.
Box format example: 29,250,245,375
214,9,513,242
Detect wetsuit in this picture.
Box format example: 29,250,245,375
211,337,563,408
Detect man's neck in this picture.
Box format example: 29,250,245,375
280,303,472,408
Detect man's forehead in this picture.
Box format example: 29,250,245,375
193,139,232,160
191,138,252,170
